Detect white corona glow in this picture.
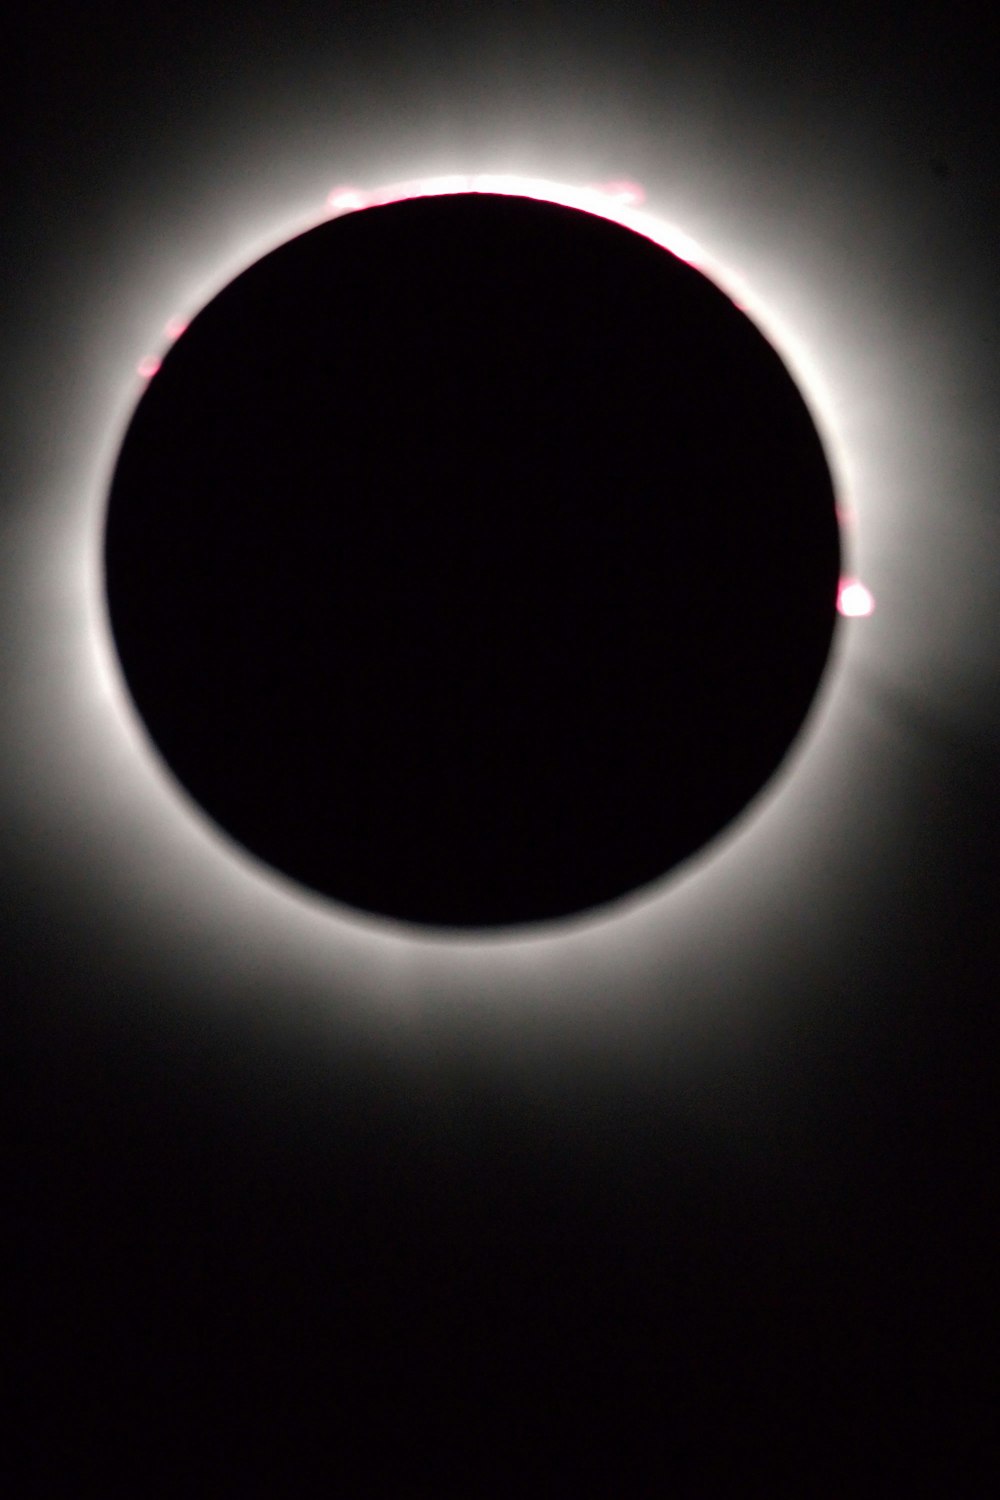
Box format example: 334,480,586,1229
37,179,863,940
8,131,978,1041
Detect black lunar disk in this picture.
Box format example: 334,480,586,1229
104,192,840,927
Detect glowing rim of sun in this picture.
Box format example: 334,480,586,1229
24,168,886,1000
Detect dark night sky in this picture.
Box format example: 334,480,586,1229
5,3,998,1491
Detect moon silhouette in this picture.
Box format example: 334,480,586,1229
104,191,839,927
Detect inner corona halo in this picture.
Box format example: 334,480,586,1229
104,190,840,929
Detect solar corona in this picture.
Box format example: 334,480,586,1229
12,163,911,1020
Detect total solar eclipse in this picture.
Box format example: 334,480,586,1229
104,191,840,928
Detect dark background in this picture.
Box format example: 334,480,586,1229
5,3,998,1491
